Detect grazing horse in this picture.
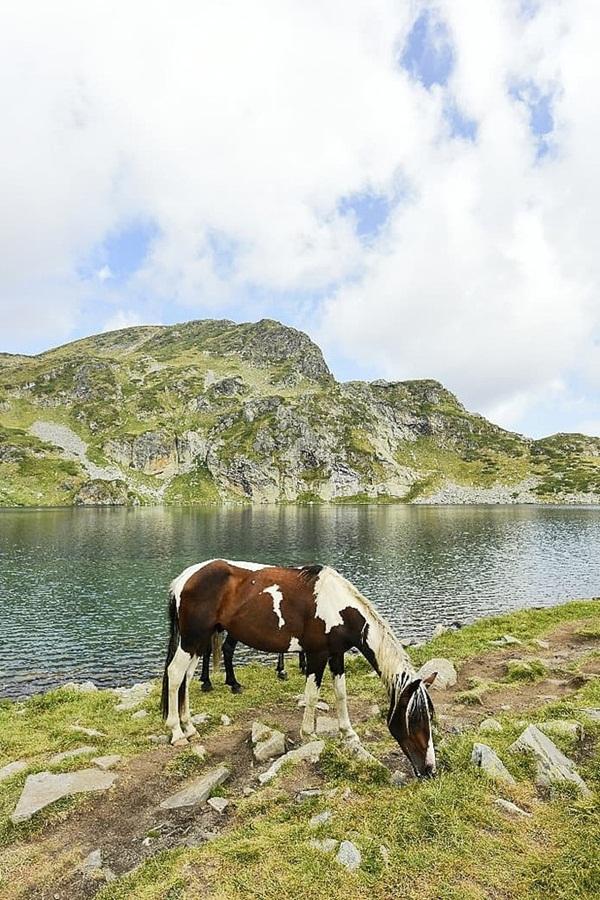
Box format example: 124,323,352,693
161,559,437,777
199,634,307,693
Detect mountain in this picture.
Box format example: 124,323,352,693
1,318,599,506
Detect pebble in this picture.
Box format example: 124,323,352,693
336,840,361,871
207,796,229,813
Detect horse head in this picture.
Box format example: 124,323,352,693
387,671,437,778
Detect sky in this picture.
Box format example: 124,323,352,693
1,0,600,439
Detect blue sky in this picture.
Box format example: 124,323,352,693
2,1,599,439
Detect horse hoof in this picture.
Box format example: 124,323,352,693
201,682,213,693
230,684,243,694
277,671,288,681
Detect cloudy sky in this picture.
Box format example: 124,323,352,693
1,1,599,438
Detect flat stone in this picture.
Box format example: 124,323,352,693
336,840,361,871
131,709,148,720
296,788,322,801
70,726,106,738
310,838,338,853
316,717,339,737
509,725,591,796
0,761,27,784
191,713,211,725
11,769,117,823
79,849,102,874
309,810,332,828
62,681,98,693
538,720,583,740
253,729,286,763
220,714,232,726
49,746,97,765
251,722,272,744
417,658,457,690
92,755,121,771
258,741,325,784
479,718,503,734
207,796,229,813
494,798,532,819
113,682,153,711
471,743,516,785
160,765,230,809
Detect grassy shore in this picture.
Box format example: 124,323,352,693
1,599,599,899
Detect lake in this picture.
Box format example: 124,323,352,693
1,505,600,698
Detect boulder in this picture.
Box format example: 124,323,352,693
0,761,27,783
258,741,324,785
160,765,230,809
336,840,361,871
471,743,516,785
417,658,457,690
479,718,503,734
494,798,532,819
11,769,117,823
508,725,591,796
49,746,97,765
296,789,322,801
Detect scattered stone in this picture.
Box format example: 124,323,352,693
148,734,169,744
471,743,516,785
390,770,408,787
310,838,338,853
417,658,457,690
509,725,591,796
336,840,361,871
489,635,522,647
296,789,322,801
207,796,229,813
309,810,332,828
92,755,121,771
49,746,97,765
432,623,448,638
113,682,153,711
160,765,230,809
538,720,584,740
253,729,286,762
494,798,532,819
532,639,550,649
243,787,255,796
70,726,106,738
79,849,102,875
582,708,600,721
132,709,148,720
479,718,503,734
191,713,210,725
62,681,98,693
11,769,117,823
316,717,339,737
0,761,27,783
220,714,232,726
258,741,324,784
296,695,329,711
251,721,272,743
380,845,390,863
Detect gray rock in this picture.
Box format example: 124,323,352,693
207,796,229,813
538,720,583,740
336,840,361,871
0,760,27,783
471,743,516,785
70,726,106,738
316,717,339,737
253,729,286,763
479,718,503,734
191,713,210,725
148,734,169,744
258,741,324,784
509,725,591,796
49,745,97,765
494,798,532,819
251,721,272,743
113,682,153,710
62,681,98,693
220,714,232,726
310,838,338,853
92,755,121,771
417,657,457,690
489,635,522,647
132,709,148,720
296,788,322,801
11,769,117,823
309,810,332,828
160,765,230,809
79,849,102,875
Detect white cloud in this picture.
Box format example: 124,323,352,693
0,1,599,435
101,309,149,333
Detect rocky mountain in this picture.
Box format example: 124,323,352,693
1,318,599,506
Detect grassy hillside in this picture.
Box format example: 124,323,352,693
1,319,600,505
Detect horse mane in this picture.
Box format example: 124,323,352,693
318,567,414,693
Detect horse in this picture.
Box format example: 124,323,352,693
199,633,307,693
161,559,437,778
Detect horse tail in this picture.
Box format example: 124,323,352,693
211,631,224,672
161,591,180,719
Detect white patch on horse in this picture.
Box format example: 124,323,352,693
263,584,285,628
288,637,302,652
170,559,269,610
313,567,361,633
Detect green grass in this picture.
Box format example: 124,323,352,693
504,659,548,683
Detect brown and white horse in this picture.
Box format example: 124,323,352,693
161,559,437,777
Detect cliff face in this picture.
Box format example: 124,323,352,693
1,318,600,506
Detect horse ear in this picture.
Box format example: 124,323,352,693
422,671,437,688
399,677,422,702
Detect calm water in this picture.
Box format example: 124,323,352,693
1,505,600,698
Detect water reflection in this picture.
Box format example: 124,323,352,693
1,505,599,697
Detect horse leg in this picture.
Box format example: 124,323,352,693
180,654,200,739
299,651,307,676
300,652,328,740
200,646,213,692
276,653,288,681
223,636,243,693
329,653,358,741
166,645,192,745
